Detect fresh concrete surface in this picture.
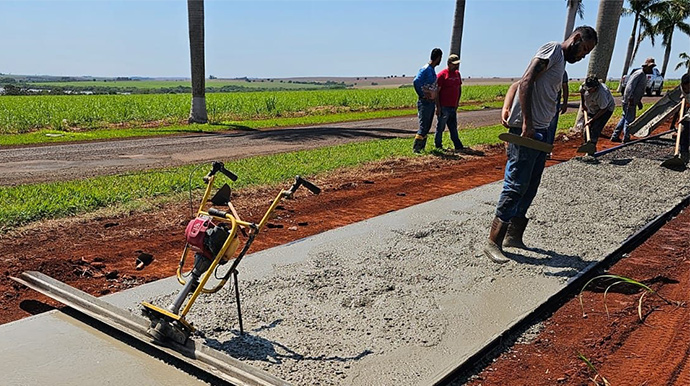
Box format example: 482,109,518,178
0,311,209,386
2,139,687,385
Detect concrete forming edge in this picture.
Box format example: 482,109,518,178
11,271,291,386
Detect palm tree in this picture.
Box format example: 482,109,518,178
618,0,658,92
676,52,690,75
586,0,625,81
649,0,690,76
573,0,623,133
188,0,208,124
449,0,466,56
564,0,584,40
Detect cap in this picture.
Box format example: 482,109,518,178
584,76,599,88
642,57,656,67
448,54,461,65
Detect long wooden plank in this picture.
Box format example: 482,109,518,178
12,271,290,386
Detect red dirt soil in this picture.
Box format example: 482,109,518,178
2,126,687,385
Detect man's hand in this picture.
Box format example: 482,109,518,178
638,101,644,110
436,106,441,117
521,121,535,138
560,103,568,115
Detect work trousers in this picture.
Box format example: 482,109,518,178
611,102,637,141
416,99,436,137
585,109,614,145
434,106,463,149
495,126,548,222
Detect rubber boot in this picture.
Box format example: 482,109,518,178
503,217,529,249
413,135,427,153
483,216,510,264
681,151,690,164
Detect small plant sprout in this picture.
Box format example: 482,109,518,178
579,274,677,320
577,352,610,386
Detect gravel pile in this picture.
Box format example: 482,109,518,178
148,140,690,385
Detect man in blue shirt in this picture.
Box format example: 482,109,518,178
412,48,443,153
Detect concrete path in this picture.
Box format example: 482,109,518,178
2,139,686,385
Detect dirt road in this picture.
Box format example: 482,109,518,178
0,110,502,186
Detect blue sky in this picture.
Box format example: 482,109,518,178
1,0,688,79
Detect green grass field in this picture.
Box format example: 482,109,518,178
0,85,511,135
29,79,335,90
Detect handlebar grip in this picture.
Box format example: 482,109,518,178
297,176,321,195
220,166,238,182
208,208,229,218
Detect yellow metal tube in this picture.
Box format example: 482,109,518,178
257,190,288,231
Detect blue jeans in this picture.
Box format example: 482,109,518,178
546,101,561,145
416,99,436,137
611,102,637,141
434,106,463,149
495,126,548,222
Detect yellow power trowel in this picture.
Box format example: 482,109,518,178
142,161,320,344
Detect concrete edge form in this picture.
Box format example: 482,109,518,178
428,191,690,385
11,271,291,386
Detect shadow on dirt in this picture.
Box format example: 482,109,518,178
19,299,57,315
202,319,373,364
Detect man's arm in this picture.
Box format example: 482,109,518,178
501,82,519,128
519,57,550,138
561,81,569,114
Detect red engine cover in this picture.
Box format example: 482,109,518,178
185,215,213,257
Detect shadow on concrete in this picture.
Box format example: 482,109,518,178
203,319,373,364
504,247,590,278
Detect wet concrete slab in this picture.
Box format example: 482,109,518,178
0,311,209,386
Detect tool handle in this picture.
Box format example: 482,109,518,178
204,161,238,182
674,100,686,155
287,176,321,196
583,109,591,142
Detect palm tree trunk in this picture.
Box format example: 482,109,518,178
618,14,639,92
573,0,623,133
564,0,580,40
661,29,674,76
587,0,624,80
449,0,466,56
188,0,208,124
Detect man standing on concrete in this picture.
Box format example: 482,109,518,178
580,76,615,152
611,58,656,143
484,26,598,264
412,48,443,153
434,54,465,152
